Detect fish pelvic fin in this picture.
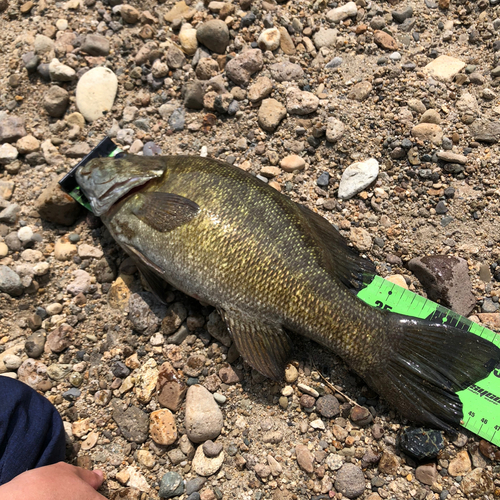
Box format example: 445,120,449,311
365,315,500,433
220,309,290,380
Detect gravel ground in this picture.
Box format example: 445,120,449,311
1,0,500,499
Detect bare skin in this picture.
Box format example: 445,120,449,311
0,462,106,500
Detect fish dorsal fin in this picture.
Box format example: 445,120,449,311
219,309,290,380
296,204,376,290
123,244,170,302
132,192,200,232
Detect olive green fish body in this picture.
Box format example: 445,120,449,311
77,155,500,432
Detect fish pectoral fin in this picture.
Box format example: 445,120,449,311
132,192,200,232
123,244,170,303
220,310,290,380
296,204,376,290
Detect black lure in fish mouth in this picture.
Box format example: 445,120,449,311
75,155,166,217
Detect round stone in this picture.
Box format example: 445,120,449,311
280,154,305,173
76,67,118,122
335,463,366,498
196,20,229,54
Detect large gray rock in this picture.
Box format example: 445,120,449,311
0,265,23,296
112,399,149,443
0,115,26,143
196,20,229,54
335,464,366,498
43,86,70,118
408,255,476,316
185,385,223,443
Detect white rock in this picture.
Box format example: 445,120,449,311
66,269,91,295
33,262,50,276
326,1,357,23
192,446,225,477
46,303,63,315
0,144,18,164
257,28,281,51
3,354,23,371
310,419,326,430
286,87,319,115
76,67,118,122
424,55,466,83
49,58,76,82
326,117,345,143
313,28,338,49
179,24,198,56
126,467,150,492
17,226,33,243
338,158,379,199
77,244,103,259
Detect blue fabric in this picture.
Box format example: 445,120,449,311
0,377,66,485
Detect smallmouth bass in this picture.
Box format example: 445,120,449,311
76,154,500,432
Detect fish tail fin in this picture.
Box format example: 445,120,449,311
364,315,500,433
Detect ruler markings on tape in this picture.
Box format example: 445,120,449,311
357,275,500,446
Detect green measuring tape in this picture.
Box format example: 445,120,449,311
357,275,500,445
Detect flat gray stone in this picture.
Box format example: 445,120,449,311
338,158,379,199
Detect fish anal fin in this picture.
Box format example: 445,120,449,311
132,192,200,232
123,244,170,302
220,309,290,380
296,204,376,290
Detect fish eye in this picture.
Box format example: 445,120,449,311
114,152,127,159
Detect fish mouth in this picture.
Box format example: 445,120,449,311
80,174,157,217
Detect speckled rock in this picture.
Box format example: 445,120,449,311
135,358,159,404
448,450,472,476
150,408,177,446
112,399,149,443
286,87,319,115
269,62,303,82
225,49,263,85
46,323,73,353
411,123,443,145
335,464,365,498
326,117,345,143
460,468,494,497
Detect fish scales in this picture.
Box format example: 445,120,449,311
77,154,500,432
104,156,384,369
